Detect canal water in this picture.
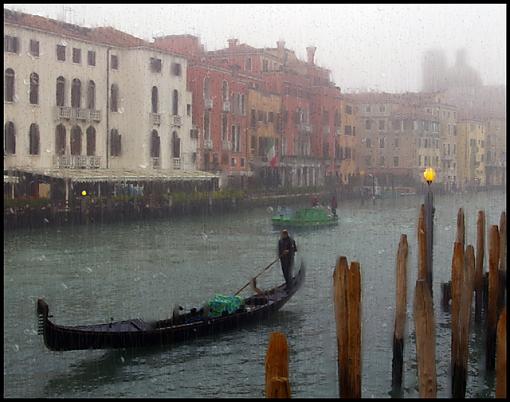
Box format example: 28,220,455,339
4,190,505,398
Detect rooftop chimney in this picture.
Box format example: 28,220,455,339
227,38,239,48
306,46,317,65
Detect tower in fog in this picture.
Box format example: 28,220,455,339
422,48,448,92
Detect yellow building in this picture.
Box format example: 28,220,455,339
456,119,486,189
338,95,359,184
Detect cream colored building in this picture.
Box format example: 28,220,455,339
456,119,486,188
4,9,196,176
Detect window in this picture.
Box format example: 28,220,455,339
29,73,39,105
86,126,96,156
172,63,182,76
394,138,399,148
262,59,268,72
172,131,180,158
203,77,210,99
365,119,372,130
258,110,264,122
345,125,352,135
187,104,191,116
150,57,162,73
379,137,385,148
72,48,81,63
56,44,66,61
268,112,274,123
110,84,119,112
4,35,19,53
393,157,399,167
231,157,236,166
334,110,341,127
365,105,371,113
5,68,15,102
88,50,96,66
172,90,179,115
365,156,372,166
345,105,352,114
353,126,356,136
379,120,385,130
204,111,211,139
379,156,385,166
71,79,81,108
70,126,82,155
110,129,121,156
379,105,385,112
4,122,16,155
240,94,246,115
222,114,228,141
151,86,158,113
111,54,118,70
222,80,229,101
251,109,256,127
55,124,66,155
56,76,65,106
365,138,371,148
150,130,160,157
30,40,39,57
245,57,252,71
87,81,95,109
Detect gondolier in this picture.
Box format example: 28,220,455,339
278,229,297,288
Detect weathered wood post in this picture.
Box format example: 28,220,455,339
418,205,428,282
498,212,506,314
413,279,437,398
474,210,485,323
392,234,408,393
333,256,349,397
347,261,361,399
453,245,475,398
456,208,465,246
486,225,500,371
450,241,464,396
424,183,434,294
265,332,290,398
496,308,507,398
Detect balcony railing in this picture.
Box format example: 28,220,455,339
152,157,161,169
53,155,101,169
171,115,182,127
204,138,213,149
222,140,232,150
55,106,101,122
173,157,181,170
204,98,213,110
222,101,231,112
150,113,161,126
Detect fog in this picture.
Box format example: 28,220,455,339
5,4,506,92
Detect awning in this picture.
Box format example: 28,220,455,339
3,175,19,183
9,168,219,183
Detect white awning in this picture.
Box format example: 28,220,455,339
4,175,19,183
9,168,219,183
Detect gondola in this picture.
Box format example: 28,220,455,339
36,262,305,351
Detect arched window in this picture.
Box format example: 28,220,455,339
71,78,81,108
29,123,40,155
110,129,121,156
172,131,180,158
70,126,82,155
86,126,96,156
110,84,118,112
203,77,210,99
87,80,95,110
56,76,65,106
5,68,15,102
151,86,158,113
222,80,228,101
29,73,39,104
55,124,66,155
172,89,179,115
4,122,16,155
150,130,160,158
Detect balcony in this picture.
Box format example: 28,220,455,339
173,157,181,170
55,106,101,122
297,122,312,134
204,138,213,149
204,98,213,110
150,113,161,126
222,140,232,150
152,157,161,169
222,101,231,112
171,115,182,127
53,155,101,169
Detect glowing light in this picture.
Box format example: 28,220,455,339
81,190,87,196
423,167,436,184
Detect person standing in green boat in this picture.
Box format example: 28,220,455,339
278,229,298,289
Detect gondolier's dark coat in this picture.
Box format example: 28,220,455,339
278,236,297,285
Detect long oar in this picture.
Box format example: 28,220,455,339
234,253,285,296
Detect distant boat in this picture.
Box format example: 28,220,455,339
272,207,338,228
36,263,305,351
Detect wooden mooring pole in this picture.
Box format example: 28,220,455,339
413,279,437,398
392,234,408,393
450,241,464,396
474,210,485,323
265,332,290,398
486,225,500,371
456,208,465,246
333,257,361,398
496,308,507,398
418,205,428,282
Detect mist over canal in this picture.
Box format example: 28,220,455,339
4,190,505,397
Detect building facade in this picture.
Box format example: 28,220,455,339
456,119,486,189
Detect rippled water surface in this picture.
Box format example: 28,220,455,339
4,190,505,397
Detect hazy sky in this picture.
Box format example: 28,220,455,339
5,3,506,92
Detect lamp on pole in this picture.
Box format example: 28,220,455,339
423,167,436,294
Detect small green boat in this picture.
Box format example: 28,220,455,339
272,207,338,228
